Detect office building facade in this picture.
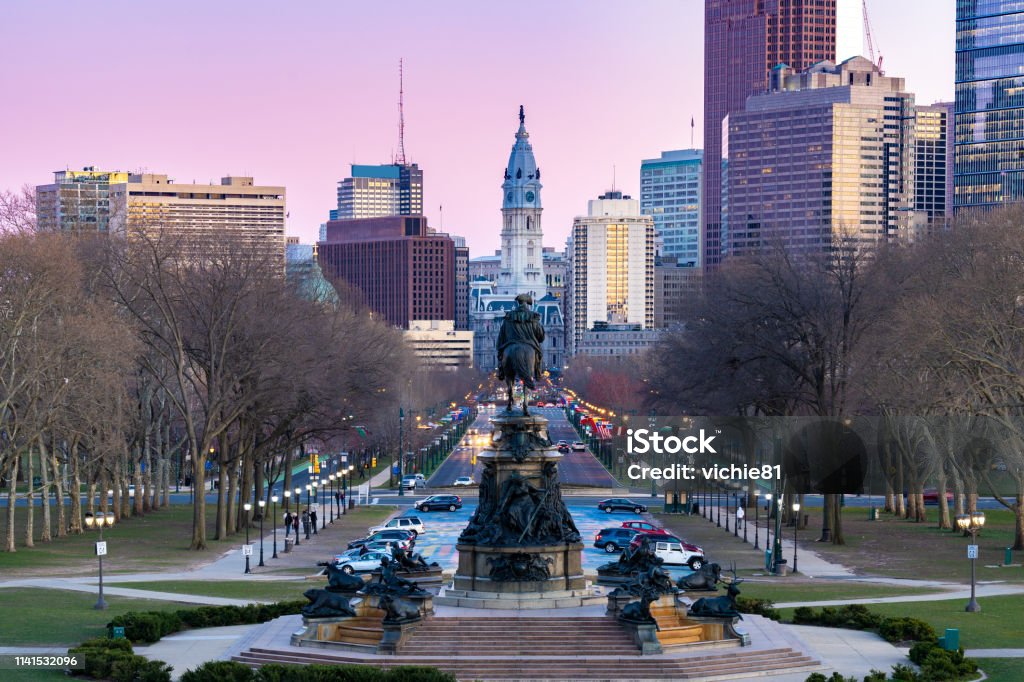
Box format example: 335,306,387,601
725,57,916,255
568,191,655,356
36,167,130,233
317,215,454,329
452,235,470,330
954,1,1024,208
336,163,423,219
405,320,474,369
640,150,703,266
916,102,954,227
704,0,837,267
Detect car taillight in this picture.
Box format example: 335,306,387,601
595,534,602,540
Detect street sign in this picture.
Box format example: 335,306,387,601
242,544,253,556
341,453,348,463
205,460,212,470
112,626,125,639
392,465,400,475
95,541,107,556
967,544,979,559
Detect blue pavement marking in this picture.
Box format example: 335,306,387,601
396,504,695,578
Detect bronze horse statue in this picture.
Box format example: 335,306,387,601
496,294,545,416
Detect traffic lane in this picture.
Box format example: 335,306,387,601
424,412,491,487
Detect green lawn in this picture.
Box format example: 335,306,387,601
740,581,945,604
779,594,1024,649
973,658,1024,682
0,588,207,646
119,579,313,603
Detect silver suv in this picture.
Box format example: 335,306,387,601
369,516,425,536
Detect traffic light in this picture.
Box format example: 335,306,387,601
371,457,377,468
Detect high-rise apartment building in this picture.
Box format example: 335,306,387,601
704,0,837,268
335,163,423,219
451,235,470,330
954,1,1024,209
724,57,916,255
640,150,703,266
36,167,130,233
567,191,655,356
317,215,454,329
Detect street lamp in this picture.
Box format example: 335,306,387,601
271,495,279,559
257,499,266,567
398,407,405,497
348,465,355,508
724,489,730,532
242,502,252,574
956,511,986,612
305,484,313,537
753,490,760,549
320,479,326,531
716,487,722,528
792,502,801,573
293,488,302,545
328,473,336,522
764,493,772,551
733,493,739,537
83,511,115,610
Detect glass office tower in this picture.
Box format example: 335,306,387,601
955,0,1024,208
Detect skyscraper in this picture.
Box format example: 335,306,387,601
724,58,916,255
640,150,703,266
335,163,423,219
568,191,655,356
955,1,1024,208
915,102,953,226
703,0,837,268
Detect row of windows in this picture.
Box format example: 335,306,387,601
956,44,1024,82
957,13,1024,50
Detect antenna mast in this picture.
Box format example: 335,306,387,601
397,58,407,165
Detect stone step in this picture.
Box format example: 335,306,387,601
441,587,600,600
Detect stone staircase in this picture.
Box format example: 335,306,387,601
233,615,822,681
649,602,710,647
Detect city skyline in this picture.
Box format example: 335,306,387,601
1,0,954,256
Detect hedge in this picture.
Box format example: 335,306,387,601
180,661,456,682
735,596,781,621
107,600,306,644
68,637,171,682
791,604,936,643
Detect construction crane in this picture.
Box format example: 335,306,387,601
862,0,883,73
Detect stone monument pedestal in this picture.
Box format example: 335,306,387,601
453,542,585,593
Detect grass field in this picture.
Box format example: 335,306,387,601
119,579,314,603
973,658,1024,682
0,588,208,646
739,581,945,604
777,594,1024,649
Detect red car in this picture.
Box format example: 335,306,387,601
621,521,661,533
922,489,954,505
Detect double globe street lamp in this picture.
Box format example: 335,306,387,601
83,510,115,610
271,494,279,559
293,487,302,545
257,499,266,568
242,502,252,574
956,511,986,612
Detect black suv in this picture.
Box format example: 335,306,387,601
593,527,638,552
597,498,648,514
347,529,415,550
414,495,463,512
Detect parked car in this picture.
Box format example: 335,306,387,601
332,549,392,574
414,495,463,512
593,527,639,553
557,443,570,453
571,442,586,451
556,440,569,447
453,476,474,487
652,540,706,570
369,516,425,536
597,498,648,514
923,489,954,505
335,541,397,560
347,529,415,550
621,520,661,533
629,532,683,549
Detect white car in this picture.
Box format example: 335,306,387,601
453,476,474,487
571,442,586,451
653,540,706,570
369,516,425,536
332,549,393,574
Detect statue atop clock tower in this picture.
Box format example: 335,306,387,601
498,105,544,298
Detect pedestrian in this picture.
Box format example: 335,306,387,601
310,507,318,534
736,505,745,530
334,491,340,507
284,511,293,538
293,513,300,537
359,466,366,480
301,509,310,538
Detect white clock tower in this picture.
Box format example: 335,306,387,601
497,105,544,298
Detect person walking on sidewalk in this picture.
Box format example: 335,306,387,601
301,510,311,539
310,508,318,534
293,512,300,538
736,505,745,530
284,511,293,538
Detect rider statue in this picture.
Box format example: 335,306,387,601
496,294,545,410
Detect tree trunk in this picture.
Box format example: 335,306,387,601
24,447,34,548
227,459,239,534
5,457,18,552
69,441,82,534
937,468,951,530
215,461,229,540
190,443,208,550
283,446,293,512
39,437,52,542
831,494,845,545
133,444,144,516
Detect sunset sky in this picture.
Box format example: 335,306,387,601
1,1,955,255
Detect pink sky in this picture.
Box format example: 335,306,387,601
0,1,954,256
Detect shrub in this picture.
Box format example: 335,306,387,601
384,666,457,682
793,606,817,624
803,674,856,682
108,610,183,643
889,664,920,682
111,655,172,682
736,596,780,621
877,616,937,644
863,670,889,682
69,638,137,679
180,660,256,682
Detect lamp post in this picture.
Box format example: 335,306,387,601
792,502,801,573
283,490,291,539
293,488,302,545
257,499,266,567
271,495,279,559
764,493,772,552
734,493,740,537
716,487,722,527
328,473,336,521
320,479,326,531
348,465,355,508
83,510,115,610
724,489,730,532
956,511,986,612
243,502,252,574
753,491,760,549
398,407,405,497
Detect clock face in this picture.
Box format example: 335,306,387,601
506,191,514,202
525,191,535,203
